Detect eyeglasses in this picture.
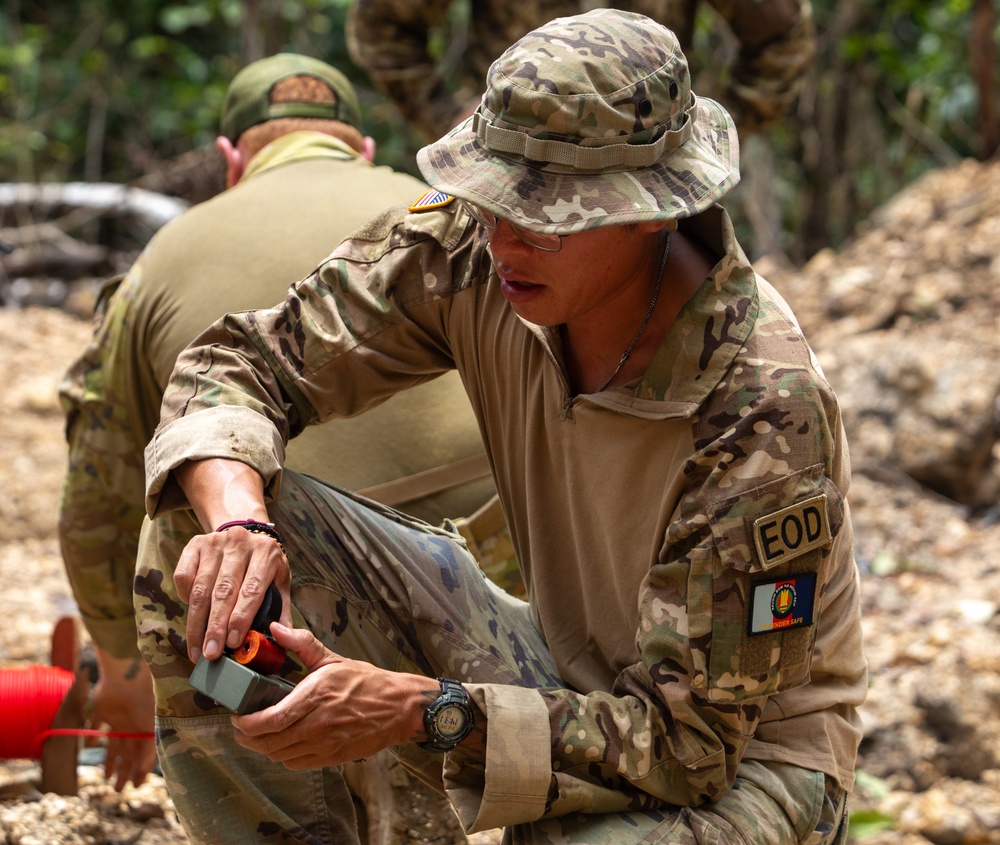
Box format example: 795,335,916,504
463,201,563,252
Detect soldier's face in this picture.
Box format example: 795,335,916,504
486,218,668,330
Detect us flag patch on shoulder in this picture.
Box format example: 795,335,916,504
408,189,455,213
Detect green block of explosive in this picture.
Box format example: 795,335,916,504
189,654,295,714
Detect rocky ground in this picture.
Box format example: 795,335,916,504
2,156,1000,843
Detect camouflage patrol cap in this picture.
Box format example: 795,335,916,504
220,53,363,142
417,9,740,233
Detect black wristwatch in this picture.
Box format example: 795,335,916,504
418,678,475,752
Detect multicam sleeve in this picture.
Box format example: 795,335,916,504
58,273,153,659
707,0,816,134
346,0,467,141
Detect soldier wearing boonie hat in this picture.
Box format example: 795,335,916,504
138,9,865,845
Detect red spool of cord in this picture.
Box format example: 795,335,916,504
0,665,75,760
0,664,156,761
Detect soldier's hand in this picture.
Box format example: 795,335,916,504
90,648,157,791
174,525,292,663
230,623,436,769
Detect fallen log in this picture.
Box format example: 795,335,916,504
1,239,109,281
0,182,189,232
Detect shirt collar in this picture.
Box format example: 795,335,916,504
243,131,365,182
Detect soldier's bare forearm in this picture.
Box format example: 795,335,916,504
175,457,268,531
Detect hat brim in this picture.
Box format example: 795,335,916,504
417,96,740,234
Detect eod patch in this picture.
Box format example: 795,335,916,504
752,493,831,570
748,572,817,636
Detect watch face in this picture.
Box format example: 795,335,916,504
436,704,468,738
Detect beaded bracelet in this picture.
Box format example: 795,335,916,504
215,519,286,555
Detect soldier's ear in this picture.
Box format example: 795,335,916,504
361,135,376,163
216,136,245,188
638,219,677,235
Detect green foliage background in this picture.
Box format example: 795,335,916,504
0,0,420,182
1,0,996,261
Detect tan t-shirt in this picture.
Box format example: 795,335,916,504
59,134,494,657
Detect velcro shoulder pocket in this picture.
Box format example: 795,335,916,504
700,465,843,701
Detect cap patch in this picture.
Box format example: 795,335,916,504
220,53,362,142
408,190,455,213
753,494,831,570
748,572,817,636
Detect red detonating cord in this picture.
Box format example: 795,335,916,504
0,665,154,761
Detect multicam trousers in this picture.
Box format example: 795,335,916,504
134,470,849,845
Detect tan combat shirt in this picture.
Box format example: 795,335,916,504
145,200,866,830
59,133,494,659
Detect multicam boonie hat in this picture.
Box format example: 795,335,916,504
417,9,740,233
220,53,363,142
